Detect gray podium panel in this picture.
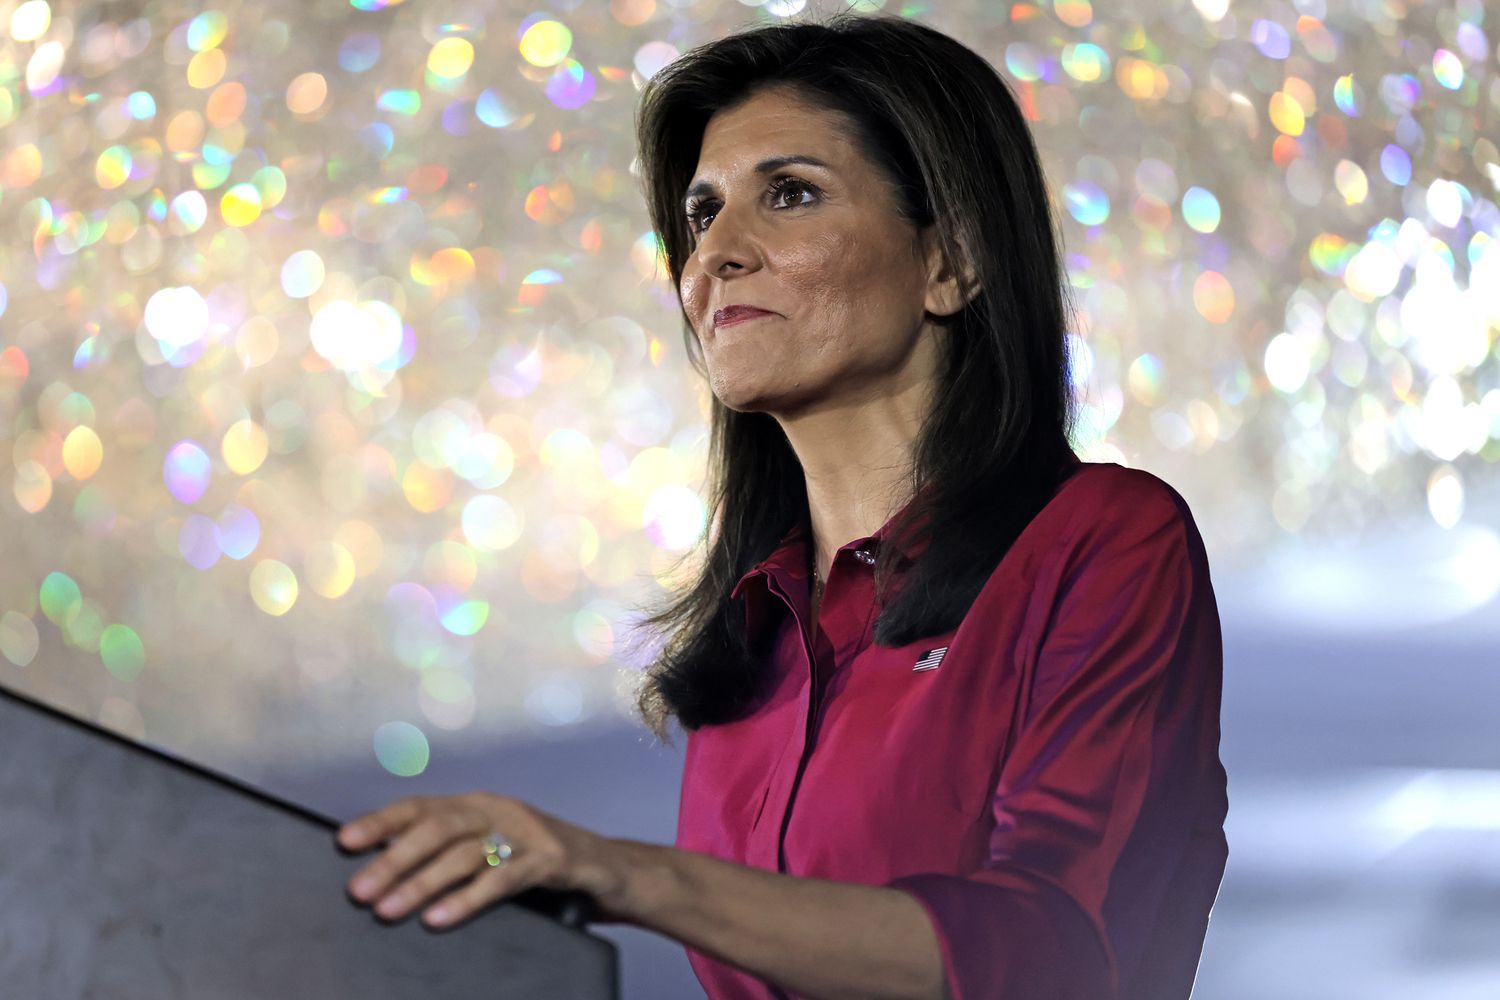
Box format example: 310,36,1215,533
0,683,619,1000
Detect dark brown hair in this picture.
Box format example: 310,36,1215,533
627,11,1079,744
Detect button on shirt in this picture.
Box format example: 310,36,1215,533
673,461,1228,1000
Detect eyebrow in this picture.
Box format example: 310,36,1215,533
683,154,833,206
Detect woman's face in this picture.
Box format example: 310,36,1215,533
678,85,956,418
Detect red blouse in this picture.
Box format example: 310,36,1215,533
673,461,1228,1000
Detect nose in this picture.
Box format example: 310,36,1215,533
692,201,761,278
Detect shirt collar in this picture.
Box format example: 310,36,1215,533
729,483,935,604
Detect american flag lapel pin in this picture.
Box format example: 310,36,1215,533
912,646,947,672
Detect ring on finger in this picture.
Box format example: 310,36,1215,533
482,830,514,867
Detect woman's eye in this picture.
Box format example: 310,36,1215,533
686,179,817,236
771,179,816,208
686,203,716,233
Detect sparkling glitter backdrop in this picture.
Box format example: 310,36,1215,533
0,0,1495,775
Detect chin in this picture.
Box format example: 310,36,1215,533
708,384,764,414
706,370,769,413
708,373,821,417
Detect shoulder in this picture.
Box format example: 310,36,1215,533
1041,461,1207,570
964,462,1215,646
1054,461,1187,515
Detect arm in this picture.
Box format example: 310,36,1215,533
603,837,952,1000
884,472,1228,999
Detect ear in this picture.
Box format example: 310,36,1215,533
919,224,982,319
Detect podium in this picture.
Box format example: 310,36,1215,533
0,683,619,999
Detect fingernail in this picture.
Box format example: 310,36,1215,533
426,906,451,925
351,876,377,898
377,893,406,916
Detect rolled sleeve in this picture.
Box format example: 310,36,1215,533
887,474,1228,1000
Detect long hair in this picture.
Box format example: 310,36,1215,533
628,11,1079,744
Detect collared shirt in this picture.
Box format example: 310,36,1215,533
673,461,1229,1000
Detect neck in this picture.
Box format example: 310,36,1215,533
778,401,929,585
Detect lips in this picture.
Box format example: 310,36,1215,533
714,306,773,328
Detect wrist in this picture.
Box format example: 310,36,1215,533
594,837,679,926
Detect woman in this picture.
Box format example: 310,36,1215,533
335,12,1228,1000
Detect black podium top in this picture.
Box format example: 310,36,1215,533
0,682,619,1000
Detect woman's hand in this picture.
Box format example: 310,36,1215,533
336,791,630,929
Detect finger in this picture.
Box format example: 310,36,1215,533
372,837,497,922
337,796,429,850
348,810,480,903
420,842,544,929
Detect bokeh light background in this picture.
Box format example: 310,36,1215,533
0,0,1497,993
